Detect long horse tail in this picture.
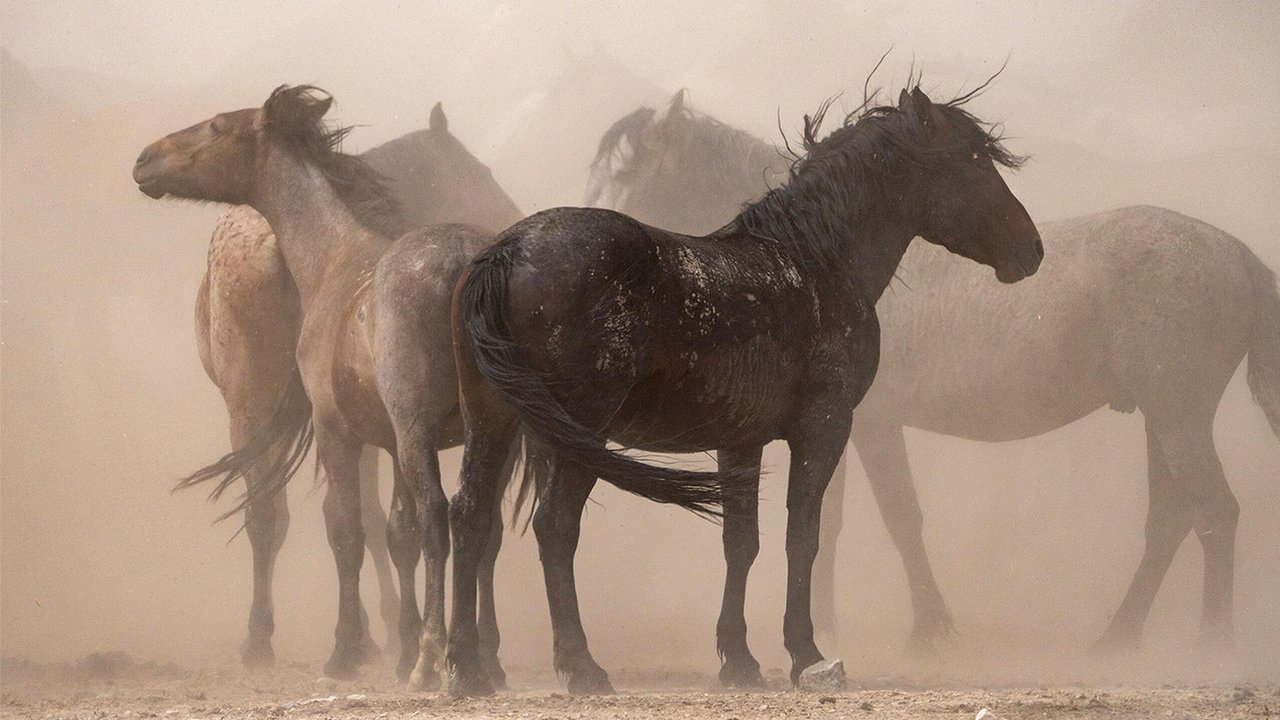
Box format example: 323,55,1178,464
1245,248,1280,439
459,243,750,520
174,365,315,522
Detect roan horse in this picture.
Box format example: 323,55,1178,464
587,91,1280,654
134,86,521,688
183,103,522,671
444,85,1042,695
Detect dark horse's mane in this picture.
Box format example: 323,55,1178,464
262,85,414,239
736,89,1026,282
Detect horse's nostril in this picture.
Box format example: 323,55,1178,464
135,147,152,166
1034,236,1044,256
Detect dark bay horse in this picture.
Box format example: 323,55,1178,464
134,86,520,688
187,102,522,670
588,91,1280,654
445,86,1042,695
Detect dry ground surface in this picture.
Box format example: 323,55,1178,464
2,654,1276,720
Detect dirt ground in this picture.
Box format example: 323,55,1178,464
2,654,1275,720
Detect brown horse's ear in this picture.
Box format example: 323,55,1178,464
304,94,334,123
430,102,448,132
905,86,947,139
897,88,911,111
662,88,687,124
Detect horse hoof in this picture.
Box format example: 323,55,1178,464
1091,628,1141,656
240,638,276,670
448,666,495,697
718,659,765,689
565,666,613,695
323,654,361,681
482,657,508,692
409,666,442,692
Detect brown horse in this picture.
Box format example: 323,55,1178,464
445,85,1041,695
135,86,521,687
187,103,521,671
588,91,1280,655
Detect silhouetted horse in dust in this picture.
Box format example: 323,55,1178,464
588,90,1280,655
445,85,1042,695
185,103,522,671
135,86,521,689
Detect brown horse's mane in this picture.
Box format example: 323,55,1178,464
262,85,413,240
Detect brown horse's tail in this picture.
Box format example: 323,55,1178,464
175,366,315,522
1245,249,1280,440
459,241,752,521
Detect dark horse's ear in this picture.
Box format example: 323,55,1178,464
263,85,332,129
661,88,687,125
430,102,448,132
902,86,946,139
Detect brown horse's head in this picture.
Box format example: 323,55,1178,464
132,86,336,206
897,87,1042,283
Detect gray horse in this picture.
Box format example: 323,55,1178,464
588,89,1280,658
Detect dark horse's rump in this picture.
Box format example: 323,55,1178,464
444,85,1042,695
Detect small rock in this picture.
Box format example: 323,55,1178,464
975,709,997,720
818,696,836,704
860,701,874,711
798,659,846,691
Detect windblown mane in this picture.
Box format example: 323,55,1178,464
262,85,413,239
590,100,784,207
737,87,1025,281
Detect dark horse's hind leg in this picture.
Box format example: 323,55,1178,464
387,462,422,682
532,460,612,694
715,446,765,688
318,429,371,680
446,408,517,697
812,449,847,654
1098,416,1237,649
477,459,512,690
850,421,953,652
783,412,852,685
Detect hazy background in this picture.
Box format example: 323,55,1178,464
3,0,1278,685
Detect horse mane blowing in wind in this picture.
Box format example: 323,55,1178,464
443,82,1041,696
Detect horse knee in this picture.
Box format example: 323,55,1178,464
1195,488,1239,547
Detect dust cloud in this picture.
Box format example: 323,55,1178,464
2,0,1278,692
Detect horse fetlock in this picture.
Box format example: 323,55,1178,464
240,635,276,669
718,653,764,688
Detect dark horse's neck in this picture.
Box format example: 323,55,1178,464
731,131,919,304
250,146,391,309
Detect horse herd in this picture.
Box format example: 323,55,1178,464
131,77,1280,696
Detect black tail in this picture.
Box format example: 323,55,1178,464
175,366,315,522
1245,249,1280,439
460,243,749,520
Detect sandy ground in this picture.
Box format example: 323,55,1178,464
2,654,1276,720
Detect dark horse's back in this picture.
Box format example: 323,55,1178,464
474,206,838,452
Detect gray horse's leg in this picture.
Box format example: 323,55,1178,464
1096,419,1195,650
358,447,401,661
233,414,292,669
850,421,953,652
1098,416,1236,649
318,429,370,679
812,448,847,653
782,410,852,685
386,460,422,682
406,440,450,691
715,446,764,688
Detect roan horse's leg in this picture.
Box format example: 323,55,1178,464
406,442,450,691
386,460,422,682
782,412,851,685
238,414,291,668
1098,415,1237,648
812,449,848,653
849,421,954,651
358,447,402,662
715,446,765,687
533,461,611,693
318,429,370,679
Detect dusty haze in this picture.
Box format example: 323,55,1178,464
2,0,1279,689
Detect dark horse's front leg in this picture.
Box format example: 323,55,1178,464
317,428,371,680
715,446,765,688
783,410,852,685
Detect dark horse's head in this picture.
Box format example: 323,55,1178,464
742,85,1042,284
132,85,405,236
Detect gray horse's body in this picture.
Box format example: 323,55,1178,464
587,92,1280,652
